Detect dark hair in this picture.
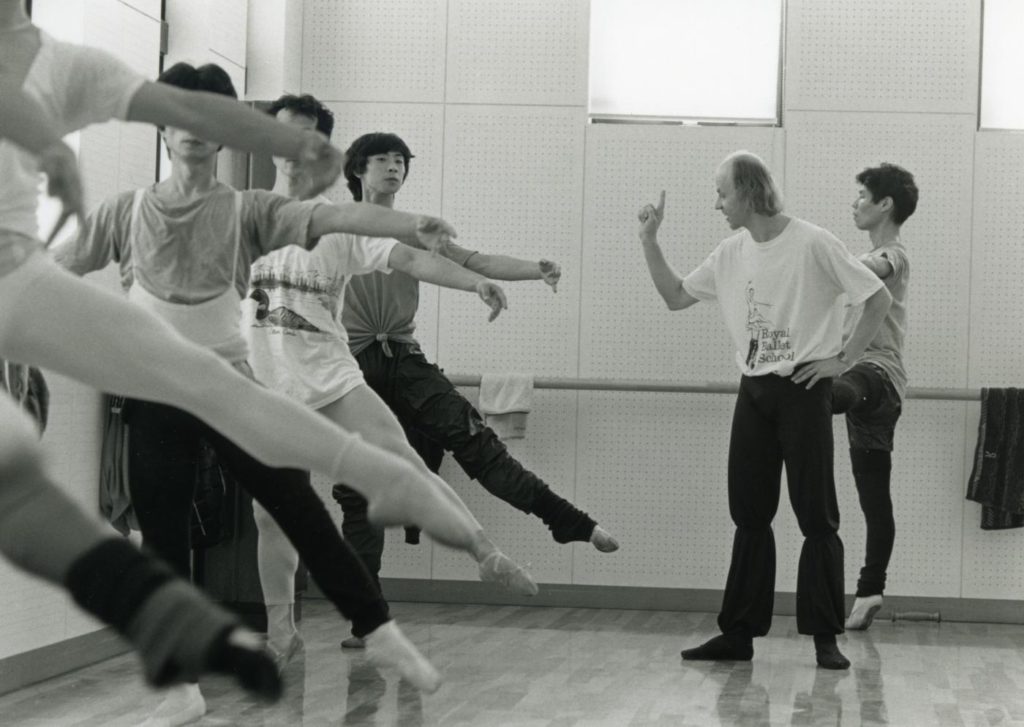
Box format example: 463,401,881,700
722,151,784,216
156,63,236,137
157,62,237,98
267,94,334,138
856,163,918,225
343,132,414,201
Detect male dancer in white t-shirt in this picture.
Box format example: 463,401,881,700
834,163,917,630
242,94,538,663
636,151,892,670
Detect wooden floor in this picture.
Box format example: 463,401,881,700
1,599,1024,726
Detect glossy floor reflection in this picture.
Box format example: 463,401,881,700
1,600,1024,725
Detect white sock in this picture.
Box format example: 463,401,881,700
138,683,206,727
266,603,297,652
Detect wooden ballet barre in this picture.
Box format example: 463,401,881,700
445,375,982,401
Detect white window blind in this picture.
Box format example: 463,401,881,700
589,0,783,123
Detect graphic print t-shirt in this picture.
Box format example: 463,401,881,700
245,223,398,408
682,217,883,377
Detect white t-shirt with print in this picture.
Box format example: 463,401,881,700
244,221,399,409
0,33,145,240
682,217,884,377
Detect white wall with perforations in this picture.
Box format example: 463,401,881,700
290,0,1024,612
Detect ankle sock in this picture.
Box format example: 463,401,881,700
814,634,850,670
530,486,596,544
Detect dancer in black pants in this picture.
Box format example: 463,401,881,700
635,151,892,669
332,131,619,647
833,163,917,630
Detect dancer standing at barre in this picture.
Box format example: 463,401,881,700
834,163,917,630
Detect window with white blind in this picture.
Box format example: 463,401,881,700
980,0,1024,130
588,0,784,124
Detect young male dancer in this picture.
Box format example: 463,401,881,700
334,130,619,646
636,151,891,669
834,163,917,630
242,94,537,661
53,63,533,721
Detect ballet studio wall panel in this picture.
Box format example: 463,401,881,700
74,0,162,207
436,105,587,378
784,111,976,390
579,123,783,382
206,0,249,69
119,0,161,20
444,0,589,106
161,0,245,94
785,0,980,114
770,407,967,599
300,0,447,103
966,133,1024,388
320,101,447,359
573,392,736,589
430,390,579,586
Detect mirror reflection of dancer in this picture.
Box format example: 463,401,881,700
52,65,529,721
636,151,891,670
332,130,620,648
834,163,917,631
0,0,369,703
241,94,537,664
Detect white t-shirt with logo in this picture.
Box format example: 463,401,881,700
682,217,884,377
244,221,398,408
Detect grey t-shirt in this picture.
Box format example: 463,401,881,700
343,238,477,356
844,242,910,399
54,184,317,303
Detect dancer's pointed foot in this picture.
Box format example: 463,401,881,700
681,632,753,661
267,632,304,673
364,620,442,694
478,550,538,596
845,594,883,631
589,525,619,553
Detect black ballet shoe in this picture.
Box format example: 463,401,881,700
813,635,851,670
681,632,753,661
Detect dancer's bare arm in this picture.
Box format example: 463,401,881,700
637,191,699,311
0,83,84,242
388,245,507,322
